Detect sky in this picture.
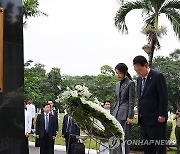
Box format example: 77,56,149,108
24,0,180,76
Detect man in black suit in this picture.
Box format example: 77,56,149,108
48,100,59,133
62,114,80,154
133,55,168,154
36,103,56,154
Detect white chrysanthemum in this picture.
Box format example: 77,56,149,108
66,87,71,90
60,90,71,100
71,90,78,97
82,89,92,98
82,100,124,140
94,97,101,106
75,85,83,91
82,85,88,91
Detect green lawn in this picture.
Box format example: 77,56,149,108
29,113,177,152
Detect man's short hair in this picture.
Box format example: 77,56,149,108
43,103,51,108
133,55,148,66
103,100,111,106
47,100,53,103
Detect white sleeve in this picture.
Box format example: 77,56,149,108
32,105,36,118
27,112,32,133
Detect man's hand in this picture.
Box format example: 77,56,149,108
158,116,166,123
36,135,39,139
126,118,132,125
76,135,80,140
52,136,56,140
25,133,29,138
173,115,177,120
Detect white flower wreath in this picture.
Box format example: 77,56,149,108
56,85,124,142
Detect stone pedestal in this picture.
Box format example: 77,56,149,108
0,0,25,153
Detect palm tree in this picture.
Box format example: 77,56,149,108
114,0,180,66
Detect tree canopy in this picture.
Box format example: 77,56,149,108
152,49,180,112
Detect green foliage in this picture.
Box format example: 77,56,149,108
61,65,117,107
24,62,118,111
100,65,115,76
24,62,61,108
131,119,173,150
93,74,117,105
23,0,47,25
152,49,180,112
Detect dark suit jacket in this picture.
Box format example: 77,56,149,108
113,77,135,121
62,114,80,137
36,113,56,139
137,69,168,125
52,109,59,131
41,108,59,131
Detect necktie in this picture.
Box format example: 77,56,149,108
45,114,49,132
141,78,146,96
66,116,72,132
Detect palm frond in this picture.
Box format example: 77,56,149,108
164,8,180,39
114,1,146,33
141,0,154,16
160,0,180,11
148,0,166,13
143,14,155,26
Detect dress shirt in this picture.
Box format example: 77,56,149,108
141,68,150,95
141,68,150,84
44,113,50,131
25,110,32,134
26,103,35,118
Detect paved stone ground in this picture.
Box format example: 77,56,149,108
29,147,176,154
29,146,66,154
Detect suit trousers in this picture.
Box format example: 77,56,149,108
40,132,54,154
140,122,167,154
65,133,78,154
175,126,180,153
22,136,29,154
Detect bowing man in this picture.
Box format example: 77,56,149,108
36,103,56,154
133,55,168,154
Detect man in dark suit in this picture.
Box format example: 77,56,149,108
133,55,168,154
48,100,59,133
36,103,56,154
62,113,80,154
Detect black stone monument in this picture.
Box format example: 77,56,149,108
0,0,25,153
